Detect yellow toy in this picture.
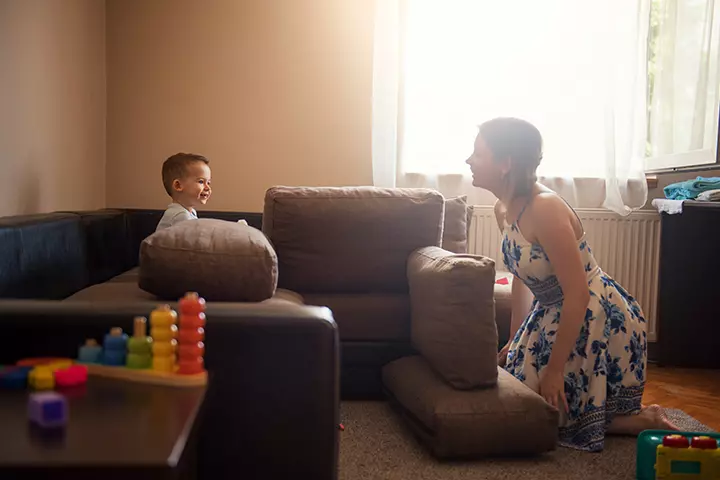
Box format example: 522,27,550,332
656,434,720,479
28,366,55,390
150,304,178,373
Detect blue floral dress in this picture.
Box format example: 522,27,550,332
501,204,647,452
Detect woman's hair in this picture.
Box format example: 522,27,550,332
478,117,543,197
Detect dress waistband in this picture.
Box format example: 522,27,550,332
527,267,601,308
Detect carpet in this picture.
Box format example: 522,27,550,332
339,401,715,480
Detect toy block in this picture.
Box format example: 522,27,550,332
102,327,128,366
54,365,88,388
17,357,73,368
29,366,55,390
151,305,178,373
28,392,67,428
126,317,152,369
177,292,207,376
150,304,178,327
178,328,204,344
0,366,31,389
78,339,103,363
179,292,206,315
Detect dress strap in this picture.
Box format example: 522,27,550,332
557,195,585,233
515,197,533,225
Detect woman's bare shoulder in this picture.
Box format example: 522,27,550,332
531,193,580,236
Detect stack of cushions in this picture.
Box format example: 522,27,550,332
138,219,278,302
382,245,559,458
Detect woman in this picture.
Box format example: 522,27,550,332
466,117,676,452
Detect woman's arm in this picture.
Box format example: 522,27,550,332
531,196,591,374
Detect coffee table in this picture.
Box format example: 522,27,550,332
0,377,206,479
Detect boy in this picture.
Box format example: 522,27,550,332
156,153,212,231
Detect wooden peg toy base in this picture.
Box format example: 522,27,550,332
82,363,207,387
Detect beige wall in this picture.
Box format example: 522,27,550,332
106,0,375,212
0,0,106,217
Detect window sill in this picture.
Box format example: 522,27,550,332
647,176,658,189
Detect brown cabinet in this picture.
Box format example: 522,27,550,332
657,201,720,368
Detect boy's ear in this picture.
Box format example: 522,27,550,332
172,179,183,192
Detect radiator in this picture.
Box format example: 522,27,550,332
469,206,661,341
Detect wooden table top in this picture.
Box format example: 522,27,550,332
0,377,206,474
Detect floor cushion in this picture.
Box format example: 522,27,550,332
382,355,558,459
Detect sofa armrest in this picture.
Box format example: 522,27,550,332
0,300,339,480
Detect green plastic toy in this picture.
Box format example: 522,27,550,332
637,430,720,480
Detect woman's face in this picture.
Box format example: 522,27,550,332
465,133,508,191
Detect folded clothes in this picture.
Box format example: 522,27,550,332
664,176,720,200
697,189,720,201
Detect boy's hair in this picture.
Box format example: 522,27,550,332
161,153,209,196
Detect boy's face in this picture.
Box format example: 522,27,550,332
172,162,212,207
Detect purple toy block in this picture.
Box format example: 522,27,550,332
28,392,68,428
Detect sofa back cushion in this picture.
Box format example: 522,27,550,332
441,196,469,254
0,214,88,299
407,246,498,389
139,218,278,302
263,186,445,293
67,209,134,285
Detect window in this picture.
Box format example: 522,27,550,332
372,0,720,213
646,0,720,171
396,1,650,185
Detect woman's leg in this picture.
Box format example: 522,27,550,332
607,404,679,435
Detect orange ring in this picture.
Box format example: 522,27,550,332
16,357,73,367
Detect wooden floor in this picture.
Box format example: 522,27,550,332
644,365,720,431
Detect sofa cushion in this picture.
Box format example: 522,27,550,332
262,186,445,293
66,276,302,307
139,219,278,302
67,267,302,307
64,209,133,285
407,247,498,389
65,274,159,302
302,293,410,341
382,356,558,458
0,213,88,300
441,196,468,254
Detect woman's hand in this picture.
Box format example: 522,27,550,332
539,367,569,412
497,342,510,367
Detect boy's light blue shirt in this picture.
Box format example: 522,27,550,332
156,203,198,231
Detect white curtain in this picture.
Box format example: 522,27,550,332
372,0,650,215
648,0,720,169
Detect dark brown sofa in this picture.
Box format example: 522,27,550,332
0,210,338,480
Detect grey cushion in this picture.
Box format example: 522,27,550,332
139,219,278,302
382,356,559,459
262,186,444,293
407,246,498,389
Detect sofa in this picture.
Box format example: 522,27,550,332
0,210,338,480
0,186,546,471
